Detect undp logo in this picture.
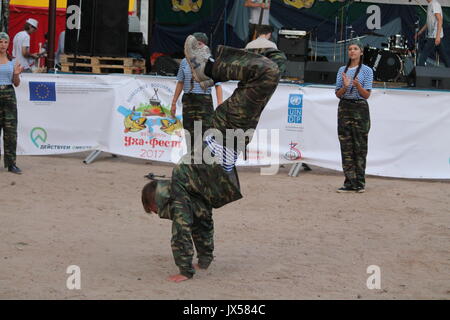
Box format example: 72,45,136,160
288,94,303,124
30,127,48,148
289,95,302,106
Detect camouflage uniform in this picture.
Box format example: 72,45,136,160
337,99,371,189
0,86,18,168
154,45,286,278
181,93,213,147
211,46,286,150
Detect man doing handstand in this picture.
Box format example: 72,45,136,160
142,35,286,282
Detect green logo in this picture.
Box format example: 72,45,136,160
30,127,47,148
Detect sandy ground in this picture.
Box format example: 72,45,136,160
0,152,449,300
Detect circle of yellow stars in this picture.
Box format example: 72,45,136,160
35,83,50,99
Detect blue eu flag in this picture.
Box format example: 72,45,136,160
29,82,56,101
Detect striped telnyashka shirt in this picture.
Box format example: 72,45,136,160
335,64,373,100
177,58,212,95
204,136,238,172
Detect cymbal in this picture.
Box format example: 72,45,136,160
363,31,384,37
337,35,367,44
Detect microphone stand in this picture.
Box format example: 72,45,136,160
414,19,420,66
333,16,338,61
314,28,318,61
254,0,269,40
72,0,83,74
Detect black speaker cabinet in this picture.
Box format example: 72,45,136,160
92,0,129,57
278,37,308,56
65,0,129,57
283,59,306,79
128,32,144,53
414,66,450,89
304,61,342,84
65,0,95,55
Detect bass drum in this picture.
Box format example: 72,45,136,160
363,47,380,67
364,48,403,82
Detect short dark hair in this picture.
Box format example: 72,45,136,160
142,180,158,212
193,32,208,45
255,25,274,38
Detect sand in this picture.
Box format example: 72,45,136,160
0,153,449,299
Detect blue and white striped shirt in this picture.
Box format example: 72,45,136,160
177,58,212,95
205,136,238,172
0,59,14,85
335,64,373,100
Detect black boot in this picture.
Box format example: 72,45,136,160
8,165,22,174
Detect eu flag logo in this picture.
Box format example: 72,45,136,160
29,82,56,101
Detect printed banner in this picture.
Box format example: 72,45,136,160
9,73,450,179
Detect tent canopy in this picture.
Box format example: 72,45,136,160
10,0,136,11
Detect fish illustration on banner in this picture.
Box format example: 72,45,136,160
122,107,148,133
117,104,183,137
172,0,203,13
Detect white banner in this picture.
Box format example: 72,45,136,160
8,73,450,179
359,0,450,7
301,85,450,179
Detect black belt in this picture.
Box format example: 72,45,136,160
341,98,365,102
0,85,13,90
341,98,366,104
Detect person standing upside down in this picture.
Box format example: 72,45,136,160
142,35,286,282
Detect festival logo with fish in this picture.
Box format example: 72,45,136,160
117,88,183,138
172,0,203,13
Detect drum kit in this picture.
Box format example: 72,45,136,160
363,34,415,82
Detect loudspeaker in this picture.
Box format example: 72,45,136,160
65,0,129,57
414,66,450,89
65,0,95,55
128,32,144,53
304,61,341,84
153,56,180,76
283,59,306,79
278,37,308,56
92,0,129,57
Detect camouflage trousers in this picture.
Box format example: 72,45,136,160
170,175,215,278
211,45,282,151
181,93,213,148
169,46,283,278
338,99,371,189
0,86,18,168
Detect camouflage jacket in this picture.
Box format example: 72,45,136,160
246,47,287,75
155,162,242,220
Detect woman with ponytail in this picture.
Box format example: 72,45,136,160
0,32,24,174
335,40,373,193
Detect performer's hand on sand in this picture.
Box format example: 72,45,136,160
167,274,190,283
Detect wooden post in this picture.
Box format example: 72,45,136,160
47,0,57,70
